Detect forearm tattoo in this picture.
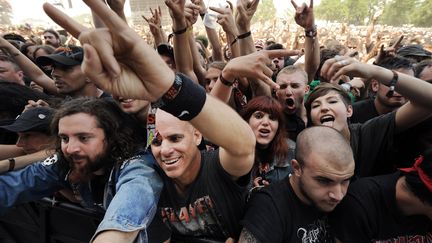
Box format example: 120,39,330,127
239,228,261,243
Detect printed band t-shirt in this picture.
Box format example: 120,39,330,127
153,149,249,242
241,178,333,243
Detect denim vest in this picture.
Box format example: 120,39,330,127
0,151,163,243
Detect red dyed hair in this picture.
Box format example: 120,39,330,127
241,96,290,164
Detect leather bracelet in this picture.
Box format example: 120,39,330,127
237,31,251,40
219,73,234,86
8,158,15,172
230,37,238,46
172,26,188,36
386,70,399,97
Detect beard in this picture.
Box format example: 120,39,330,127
66,151,115,183
298,176,325,212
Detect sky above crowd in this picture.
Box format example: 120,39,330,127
8,0,321,25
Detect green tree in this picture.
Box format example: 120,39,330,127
380,0,416,26
0,0,13,26
252,0,277,23
315,0,347,23
316,0,383,25
345,0,369,25
410,0,432,27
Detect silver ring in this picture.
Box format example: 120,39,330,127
335,55,343,61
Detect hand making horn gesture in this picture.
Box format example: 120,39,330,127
291,0,315,30
43,1,175,101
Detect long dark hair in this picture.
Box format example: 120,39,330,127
241,96,289,164
51,98,146,175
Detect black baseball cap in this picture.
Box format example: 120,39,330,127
36,45,83,67
397,44,432,58
0,107,54,134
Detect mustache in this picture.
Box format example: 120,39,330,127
65,152,114,182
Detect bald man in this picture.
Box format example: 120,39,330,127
239,126,355,243
148,108,254,242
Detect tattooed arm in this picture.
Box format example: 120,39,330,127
238,228,261,243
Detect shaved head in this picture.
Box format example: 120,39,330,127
155,109,195,133
296,126,354,168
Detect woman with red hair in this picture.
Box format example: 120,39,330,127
241,96,295,188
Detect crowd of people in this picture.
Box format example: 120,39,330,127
0,0,431,242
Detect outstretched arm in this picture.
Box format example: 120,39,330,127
292,0,319,83
211,49,297,103
235,0,259,56
43,0,255,179
0,36,57,94
0,149,54,174
166,0,198,83
321,56,432,133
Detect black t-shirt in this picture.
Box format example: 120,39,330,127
241,178,333,243
284,112,306,141
152,150,249,242
349,111,396,177
351,98,379,124
330,172,432,242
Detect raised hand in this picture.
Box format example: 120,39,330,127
184,2,200,26
191,0,206,15
222,49,299,90
142,6,162,35
235,0,259,31
211,1,238,36
43,1,174,101
375,35,404,64
291,0,314,30
320,55,376,83
165,0,186,21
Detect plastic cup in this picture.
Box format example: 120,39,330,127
203,0,228,29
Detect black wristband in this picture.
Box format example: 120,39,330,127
152,73,207,121
219,73,234,86
386,70,399,97
230,37,238,46
172,27,188,36
237,31,251,39
8,158,15,172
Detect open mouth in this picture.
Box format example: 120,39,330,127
320,115,335,127
258,128,270,137
162,157,180,165
119,98,133,104
285,98,295,109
